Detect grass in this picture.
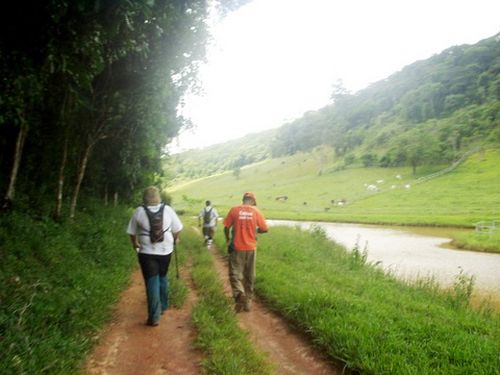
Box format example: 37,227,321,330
184,224,272,374
169,148,500,251
252,226,500,374
451,231,500,254
0,204,137,374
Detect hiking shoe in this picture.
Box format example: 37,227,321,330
146,319,159,326
243,299,251,312
234,294,246,313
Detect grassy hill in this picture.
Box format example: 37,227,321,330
169,147,500,227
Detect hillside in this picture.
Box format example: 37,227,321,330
167,33,500,180
167,128,276,181
169,147,500,227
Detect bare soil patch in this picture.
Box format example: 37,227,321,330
84,268,203,375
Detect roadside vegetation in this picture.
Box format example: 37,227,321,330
221,225,500,374
184,225,272,374
0,204,138,374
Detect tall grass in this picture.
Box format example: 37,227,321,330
0,205,137,374
255,226,500,374
184,226,272,374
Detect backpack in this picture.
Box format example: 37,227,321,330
142,203,169,243
203,207,213,225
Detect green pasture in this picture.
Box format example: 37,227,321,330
170,148,500,227
170,148,500,251
220,226,500,374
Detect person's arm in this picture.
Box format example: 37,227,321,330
224,226,230,243
212,208,218,227
256,211,268,234
129,235,140,252
173,231,181,244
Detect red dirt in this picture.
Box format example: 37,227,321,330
85,246,345,374
84,268,203,375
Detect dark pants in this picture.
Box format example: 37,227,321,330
138,253,172,324
203,226,215,241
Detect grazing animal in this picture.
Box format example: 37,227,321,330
367,184,378,192
337,198,346,206
275,195,288,201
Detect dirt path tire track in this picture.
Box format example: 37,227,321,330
84,245,347,374
84,266,203,375
208,245,344,375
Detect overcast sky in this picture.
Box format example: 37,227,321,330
168,0,500,153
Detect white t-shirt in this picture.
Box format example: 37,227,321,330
127,204,183,255
199,206,218,227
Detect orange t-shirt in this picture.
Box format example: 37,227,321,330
223,204,268,251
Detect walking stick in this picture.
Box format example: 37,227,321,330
174,239,179,279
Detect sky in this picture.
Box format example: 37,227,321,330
168,0,500,153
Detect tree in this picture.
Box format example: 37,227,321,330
0,0,247,216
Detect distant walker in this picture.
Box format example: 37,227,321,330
199,200,218,245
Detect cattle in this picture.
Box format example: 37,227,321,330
324,207,330,212
376,179,384,184
367,184,378,192
337,198,346,206
405,184,411,189
275,195,288,201
395,174,402,180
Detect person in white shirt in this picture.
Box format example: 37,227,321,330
198,200,218,245
127,186,183,326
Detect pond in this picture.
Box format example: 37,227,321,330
269,220,500,305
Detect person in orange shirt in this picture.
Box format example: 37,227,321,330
224,192,268,312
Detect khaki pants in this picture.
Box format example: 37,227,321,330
228,250,256,302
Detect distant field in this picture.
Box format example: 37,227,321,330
169,148,500,227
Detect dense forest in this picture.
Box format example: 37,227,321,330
0,0,246,218
172,32,500,179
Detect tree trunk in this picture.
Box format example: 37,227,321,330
2,119,28,209
104,183,109,206
114,192,118,207
70,142,94,219
54,134,69,221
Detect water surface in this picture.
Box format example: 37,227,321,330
269,220,500,301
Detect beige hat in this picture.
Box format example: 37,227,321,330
143,186,161,205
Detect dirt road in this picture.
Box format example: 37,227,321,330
85,247,344,374
84,269,203,375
